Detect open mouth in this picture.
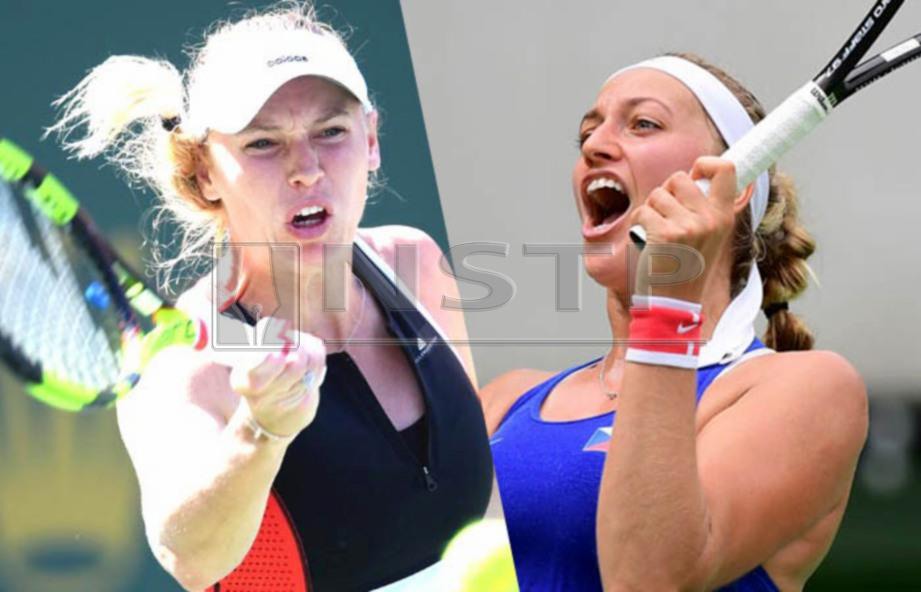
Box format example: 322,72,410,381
291,205,329,228
584,176,630,229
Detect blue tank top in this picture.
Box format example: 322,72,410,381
491,339,778,592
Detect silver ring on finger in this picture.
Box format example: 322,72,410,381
302,366,328,393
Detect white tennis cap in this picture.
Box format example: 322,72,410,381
186,28,371,135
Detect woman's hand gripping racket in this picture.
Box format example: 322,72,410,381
631,0,921,247
0,137,208,411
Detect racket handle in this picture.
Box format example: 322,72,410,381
630,82,831,250
629,225,646,247
629,179,709,247
139,315,207,368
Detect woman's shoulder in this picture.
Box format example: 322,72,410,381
358,225,443,266
741,348,864,397
765,349,865,416
357,226,447,298
704,348,867,444
357,225,480,382
481,368,556,435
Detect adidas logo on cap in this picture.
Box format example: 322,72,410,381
267,55,309,67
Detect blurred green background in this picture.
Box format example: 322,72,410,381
0,1,445,591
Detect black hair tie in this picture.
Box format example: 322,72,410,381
161,115,181,132
764,301,789,319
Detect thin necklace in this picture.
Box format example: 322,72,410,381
597,353,618,400
329,277,367,353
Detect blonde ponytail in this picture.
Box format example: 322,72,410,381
46,55,218,292
47,1,350,294
47,56,184,159
755,172,816,351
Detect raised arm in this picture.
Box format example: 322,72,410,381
116,328,324,591
595,159,868,590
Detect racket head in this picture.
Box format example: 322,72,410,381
814,0,906,103
842,33,921,96
0,138,152,411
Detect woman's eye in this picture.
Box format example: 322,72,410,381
633,118,661,131
576,130,593,147
245,138,277,150
320,126,347,139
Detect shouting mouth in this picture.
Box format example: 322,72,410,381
582,174,630,237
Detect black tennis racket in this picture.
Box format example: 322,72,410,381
0,138,206,411
631,0,921,246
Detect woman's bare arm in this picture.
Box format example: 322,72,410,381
596,159,867,590
117,327,323,591
596,350,866,591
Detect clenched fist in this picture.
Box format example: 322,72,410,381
212,318,327,441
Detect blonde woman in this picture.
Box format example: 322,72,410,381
51,4,492,591
486,54,868,591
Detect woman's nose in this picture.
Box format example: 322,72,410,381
288,139,323,189
582,125,624,164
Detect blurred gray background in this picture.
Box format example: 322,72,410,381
402,0,921,588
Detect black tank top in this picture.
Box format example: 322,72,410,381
213,241,493,592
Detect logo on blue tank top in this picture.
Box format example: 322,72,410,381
582,427,613,453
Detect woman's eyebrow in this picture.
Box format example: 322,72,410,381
623,96,673,114
579,96,673,128
580,109,602,128
240,121,282,133
315,107,351,123
240,107,352,133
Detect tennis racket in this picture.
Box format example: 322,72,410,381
630,0,921,247
0,137,206,411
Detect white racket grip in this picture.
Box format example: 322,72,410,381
630,82,832,247
722,81,831,191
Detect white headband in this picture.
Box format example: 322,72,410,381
609,56,770,366
608,56,770,227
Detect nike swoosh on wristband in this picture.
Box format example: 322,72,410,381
676,323,699,335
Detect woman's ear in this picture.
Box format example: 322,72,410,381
734,183,754,215
195,147,221,203
366,110,381,172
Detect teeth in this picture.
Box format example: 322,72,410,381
296,205,325,217
587,177,624,194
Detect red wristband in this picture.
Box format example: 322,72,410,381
626,295,704,368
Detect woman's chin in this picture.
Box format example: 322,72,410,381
583,253,630,292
